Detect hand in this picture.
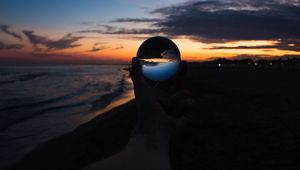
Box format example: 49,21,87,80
130,57,195,135
130,57,143,86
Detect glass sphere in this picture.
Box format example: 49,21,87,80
137,36,181,81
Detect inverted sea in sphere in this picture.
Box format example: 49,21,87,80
141,58,179,81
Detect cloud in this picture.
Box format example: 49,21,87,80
0,25,23,40
78,0,300,45
87,42,123,52
0,41,23,50
78,0,300,53
106,28,160,34
22,31,84,50
112,45,124,50
209,39,300,52
79,30,104,34
98,25,117,32
88,46,106,52
78,25,117,34
276,39,300,52
94,42,105,46
209,45,276,50
87,42,107,52
80,21,95,25
79,25,160,35
151,0,300,42
110,18,160,23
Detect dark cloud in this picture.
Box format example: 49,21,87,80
79,25,160,35
98,25,117,32
0,25,23,40
87,42,123,52
79,25,112,34
22,31,84,50
209,45,276,50
94,42,105,46
80,22,94,25
88,46,106,52
87,42,107,52
0,41,23,50
106,28,160,34
112,45,124,50
152,0,300,42
79,0,300,48
276,39,300,51
209,39,300,52
78,0,300,53
111,18,160,23
79,30,104,34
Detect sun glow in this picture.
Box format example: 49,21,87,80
1,33,300,64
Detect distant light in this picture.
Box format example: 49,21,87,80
218,63,221,67
248,62,251,65
288,44,296,47
269,62,273,66
254,62,258,66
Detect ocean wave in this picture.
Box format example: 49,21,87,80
0,73,129,132
0,65,133,170
0,81,104,112
0,72,47,85
90,74,127,111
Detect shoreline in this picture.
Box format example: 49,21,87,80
89,75,134,118
0,66,131,132
0,70,134,170
11,98,138,170
10,65,300,170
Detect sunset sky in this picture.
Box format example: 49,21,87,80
1,0,300,64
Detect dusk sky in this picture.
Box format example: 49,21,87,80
1,0,300,64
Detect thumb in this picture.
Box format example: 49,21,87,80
130,57,143,85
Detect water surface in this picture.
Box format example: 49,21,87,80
0,65,133,168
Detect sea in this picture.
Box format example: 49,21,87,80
0,65,134,169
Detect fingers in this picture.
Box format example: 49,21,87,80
130,57,154,99
130,57,143,85
130,57,141,76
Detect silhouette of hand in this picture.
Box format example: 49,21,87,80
130,57,194,135
130,57,143,86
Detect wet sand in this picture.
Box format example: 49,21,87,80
11,64,300,170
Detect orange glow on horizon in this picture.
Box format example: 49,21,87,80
1,35,300,64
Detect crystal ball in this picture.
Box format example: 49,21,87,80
137,36,181,81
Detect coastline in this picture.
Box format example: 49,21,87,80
0,67,134,170
89,74,134,118
10,64,300,170
11,99,138,170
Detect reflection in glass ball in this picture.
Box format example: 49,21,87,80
137,36,181,81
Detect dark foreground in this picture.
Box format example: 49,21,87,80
11,64,300,170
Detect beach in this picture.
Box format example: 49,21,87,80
0,65,134,169
10,63,300,170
